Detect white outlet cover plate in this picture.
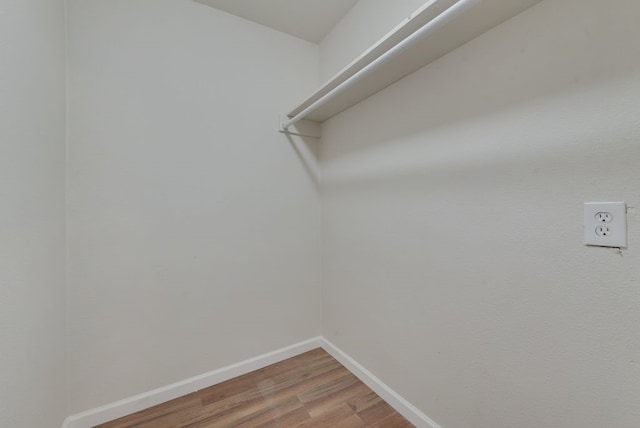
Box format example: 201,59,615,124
584,202,627,247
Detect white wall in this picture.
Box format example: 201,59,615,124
320,0,640,427
0,0,68,426
66,0,321,413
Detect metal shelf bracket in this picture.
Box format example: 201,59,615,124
279,115,322,139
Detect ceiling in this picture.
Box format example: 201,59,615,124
193,0,360,43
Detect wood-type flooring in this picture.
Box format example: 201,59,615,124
96,348,414,427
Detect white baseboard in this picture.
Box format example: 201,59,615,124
62,336,441,428
62,337,322,428
319,338,442,428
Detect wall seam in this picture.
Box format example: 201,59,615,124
316,42,326,340
63,0,71,419
318,130,326,338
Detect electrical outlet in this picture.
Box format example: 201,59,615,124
595,225,612,237
584,202,626,247
595,212,613,223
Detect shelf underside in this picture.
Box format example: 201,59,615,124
286,0,542,124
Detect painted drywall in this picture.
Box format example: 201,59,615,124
66,0,321,413
194,0,359,43
319,0,428,82
320,0,640,427
0,0,68,426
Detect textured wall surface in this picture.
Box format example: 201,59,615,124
0,0,68,426
66,0,321,412
7,0,639,424
320,0,640,427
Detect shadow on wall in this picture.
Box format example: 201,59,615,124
321,72,640,188
285,133,321,191
319,0,640,181
319,1,640,426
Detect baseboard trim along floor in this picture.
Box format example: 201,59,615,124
62,337,440,428
319,338,441,428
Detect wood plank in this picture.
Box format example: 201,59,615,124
97,394,201,428
305,382,372,418
297,373,360,403
199,348,336,405
251,406,311,428
95,348,414,428
358,400,397,424
332,413,367,428
183,366,351,425
296,402,357,428
368,411,416,428
347,390,383,413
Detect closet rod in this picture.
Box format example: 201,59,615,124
279,0,480,132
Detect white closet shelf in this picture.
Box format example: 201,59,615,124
280,0,542,136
